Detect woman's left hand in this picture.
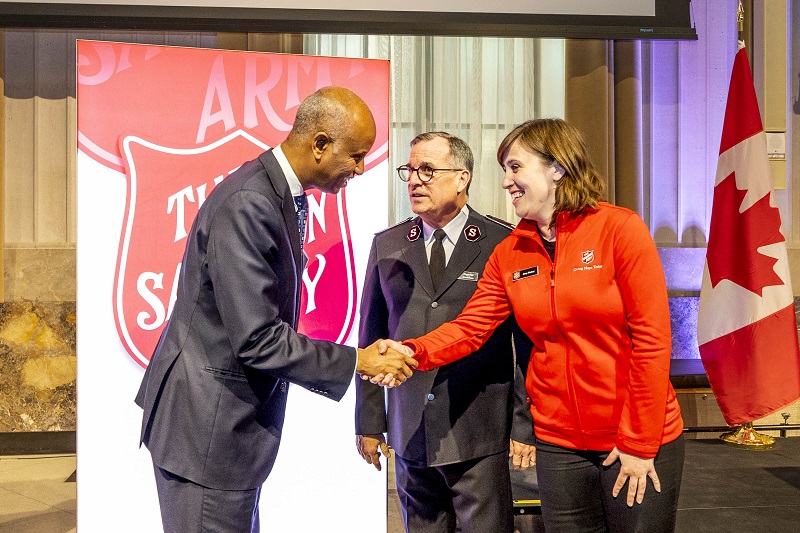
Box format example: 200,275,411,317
602,447,661,507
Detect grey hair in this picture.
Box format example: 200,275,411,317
410,131,474,174
410,131,473,194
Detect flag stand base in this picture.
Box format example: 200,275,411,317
719,423,775,450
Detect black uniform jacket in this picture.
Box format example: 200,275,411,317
355,207,534,465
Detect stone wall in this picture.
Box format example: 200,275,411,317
1,248,76,433
0,301,76,432
668,296,800,359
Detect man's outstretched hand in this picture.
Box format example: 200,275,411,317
356,339,418,388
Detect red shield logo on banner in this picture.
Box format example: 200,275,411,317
114,132,268,366
298,190,358,344
80,41,388,368
115,132,361,367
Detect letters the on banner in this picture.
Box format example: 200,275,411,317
77,41,389,366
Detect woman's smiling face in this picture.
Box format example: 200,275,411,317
501,140,563,225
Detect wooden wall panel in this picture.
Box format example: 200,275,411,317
564,39,614,203
644,39,680,247
34,32,70,244
613,40,644,216
2,30,221,249
0,29,4,300
4,30,36,245
67,68,77,245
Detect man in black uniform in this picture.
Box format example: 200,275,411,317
355,131,535,533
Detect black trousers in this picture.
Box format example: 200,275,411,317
394,450,514,533
535,435,685,533
153,464,261,533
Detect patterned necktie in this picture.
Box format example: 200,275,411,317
429,229,446,291
294,195,308,247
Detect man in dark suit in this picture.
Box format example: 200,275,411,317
355,132,535,533
135,86,417,533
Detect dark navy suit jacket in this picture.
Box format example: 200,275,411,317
136,150,356,490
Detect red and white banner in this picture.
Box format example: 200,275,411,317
697,41,800,426
76,41,389,531
75,42,388,365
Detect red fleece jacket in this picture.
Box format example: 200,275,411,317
406,203,683,458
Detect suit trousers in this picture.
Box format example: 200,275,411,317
394,450,514,533
153,464,261,533
534,435,685,533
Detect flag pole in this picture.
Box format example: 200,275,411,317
738,0,744,34
716,1,777,451
720,422,775,449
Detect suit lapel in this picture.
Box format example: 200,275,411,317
259,150,305,327
402,209,486,298
259,150,304,271
400,218,436,297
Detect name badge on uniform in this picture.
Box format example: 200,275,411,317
512,266,539,281
458,271,479,282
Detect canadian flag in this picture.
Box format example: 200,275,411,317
697,41,800,425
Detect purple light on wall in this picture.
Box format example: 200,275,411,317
646,0,740,361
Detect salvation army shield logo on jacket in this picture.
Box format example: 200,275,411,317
78,41,389,368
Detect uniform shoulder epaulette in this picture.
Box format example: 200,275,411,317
484,214,516,230
374,216,414,235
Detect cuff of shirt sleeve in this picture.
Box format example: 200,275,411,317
402,340,431,370
616,436,659,459
351,346,359,377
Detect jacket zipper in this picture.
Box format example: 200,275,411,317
547,230,587,449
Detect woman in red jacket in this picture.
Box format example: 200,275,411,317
395,119,685,532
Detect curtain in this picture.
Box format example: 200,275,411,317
562,1,785,252
305,34,566,225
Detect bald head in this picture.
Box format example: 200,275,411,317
282,86,377,194
288,86,376,145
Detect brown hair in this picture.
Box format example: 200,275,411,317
497,119,605,226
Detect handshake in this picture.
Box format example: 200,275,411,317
356,339,417,388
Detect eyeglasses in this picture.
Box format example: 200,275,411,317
396,165,465,183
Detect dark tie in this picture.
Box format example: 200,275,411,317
429,229,446,292
294,195,308,247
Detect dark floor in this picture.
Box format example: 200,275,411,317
675,437,800,531
1,438,798,532
390,437,800,533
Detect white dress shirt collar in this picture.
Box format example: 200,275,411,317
421,205,470,244
273,144,304,199
421,205,470,264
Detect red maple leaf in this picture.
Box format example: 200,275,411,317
707,172,785,295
